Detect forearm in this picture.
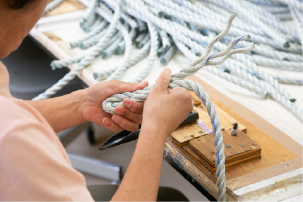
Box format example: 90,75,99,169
26,89,86,132
111,125,167,201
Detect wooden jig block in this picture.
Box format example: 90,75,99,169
185,130,261,172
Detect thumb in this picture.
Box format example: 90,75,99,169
154,68,171,93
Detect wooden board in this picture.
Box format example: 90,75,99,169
187,130,261,172
214,105,247,133
190,91,246,132
170,122,206,146
187,76,301,192
172,89,300,183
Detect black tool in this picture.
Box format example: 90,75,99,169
99,112,199,150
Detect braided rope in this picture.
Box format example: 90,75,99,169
175,40,268,99
249,55,303,71
79,29,121,49
289,6,303,45
103,35,124,59
160,45,178,65
44,0,65,15
33,0,122,100
138,34,151,49
221,34,302,62
159,0,266,37
208,0,293,46
277,0,303,11
70,20,108,48
128,22,158,83
123,0,297,102
94,39,151,80
103,8,254,201
159,30,171,55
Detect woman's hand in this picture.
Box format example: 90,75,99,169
141,68,193,141
111,69,193,201
80,80,148,132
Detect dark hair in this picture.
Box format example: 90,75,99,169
7,0,36,9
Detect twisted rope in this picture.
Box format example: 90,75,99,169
44,0,65,15
128,22,158,83
33,0,122,100
160,45,177,65
175,40,268,99
70,20,108,48
103,11,254,201
249,55,303,71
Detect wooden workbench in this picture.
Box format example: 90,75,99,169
30,1,303,201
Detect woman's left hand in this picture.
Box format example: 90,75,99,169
80,80,148,132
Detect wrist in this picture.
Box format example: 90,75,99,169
139,123,169,146
70,89,88,124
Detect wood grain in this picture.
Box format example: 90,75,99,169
175,80,299,190
187,130,261,171
171,122,206,146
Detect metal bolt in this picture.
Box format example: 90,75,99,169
231,122,239,136
240,144,244,147
226,144,231,148
232,122,238,130
190,135,194,138
198,131,203,134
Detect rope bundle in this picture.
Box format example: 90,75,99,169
35,1,303,200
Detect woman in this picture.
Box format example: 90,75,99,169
0,0,193,201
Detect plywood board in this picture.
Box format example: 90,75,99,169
188,75,302,192
173,86,299,189
187,130,261,172
170,122,206,146
214,105,247,132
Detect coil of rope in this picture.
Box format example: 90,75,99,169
37,0,303,200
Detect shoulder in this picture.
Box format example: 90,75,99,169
0,95,40,137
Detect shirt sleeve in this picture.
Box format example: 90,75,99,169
0,120,94,201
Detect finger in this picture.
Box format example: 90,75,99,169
102,117,123,132
154,68,171,93
114,105,143,124
122,99,144,113
137,80,149,89
112,114,139,132
105,80,149,95
168,87,185,94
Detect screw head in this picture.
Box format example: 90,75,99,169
240,144,244,147
198,131,203,134
190,135,194,138
226,144,231,148
184,136,188,139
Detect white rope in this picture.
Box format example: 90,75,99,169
103,8,253,201
38,1,303,201
33,0,123,100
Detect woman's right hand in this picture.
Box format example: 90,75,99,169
141,68,193,141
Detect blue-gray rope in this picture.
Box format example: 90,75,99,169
102,12,254,201
33,0,123,100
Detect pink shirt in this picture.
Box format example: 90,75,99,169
0,94,94,200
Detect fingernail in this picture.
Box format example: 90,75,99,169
114,107,121,114
125,101,131,108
